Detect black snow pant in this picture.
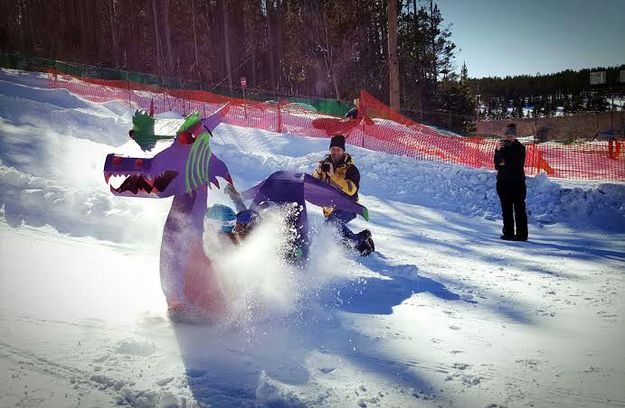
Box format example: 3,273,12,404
496,180,528,239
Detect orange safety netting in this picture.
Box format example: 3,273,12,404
46,71,625,181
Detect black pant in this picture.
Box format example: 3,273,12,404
496,180,528,239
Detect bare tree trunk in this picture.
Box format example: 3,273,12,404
275,1,283,92
152,0,163,73
266,0,275,90
243,2,256,86
205,5,221,82
78,0,88,60
322,12,339,99
429,0,437,92
129,4,138,70
19,0,25,51
28,0,35,54
107,0,119,67
388,0,400,110
163,0,174,73
53,0,64,58
92,2,101,61
191,0,199,77
221,0,233,92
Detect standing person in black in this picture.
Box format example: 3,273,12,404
494,123,528,241
345,98,359,119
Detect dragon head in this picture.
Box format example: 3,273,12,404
104,107,232,198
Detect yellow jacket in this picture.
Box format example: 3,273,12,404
312,153,360,216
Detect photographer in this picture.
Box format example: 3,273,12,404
345,98,360,119
312,134,374,255
494,123,528,241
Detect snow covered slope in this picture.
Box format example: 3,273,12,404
1,69,624,408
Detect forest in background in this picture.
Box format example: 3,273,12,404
1,0,622,134
471,66,625,121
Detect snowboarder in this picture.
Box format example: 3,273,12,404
215,170,370,261
312,134,374,255
205,203,258,245
494,123,528,241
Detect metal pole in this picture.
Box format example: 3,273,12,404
242,87,247,120
611,95,614,132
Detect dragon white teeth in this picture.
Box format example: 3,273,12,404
109,174,128,189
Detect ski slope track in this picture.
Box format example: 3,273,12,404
1,69,624,408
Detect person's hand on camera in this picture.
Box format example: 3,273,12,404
324,161,335,177
318,160,334,175
316,161,324,174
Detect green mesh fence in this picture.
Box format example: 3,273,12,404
0,52,54,71
0,52,352,117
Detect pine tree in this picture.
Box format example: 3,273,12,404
388,0,400,110
436,62,475,134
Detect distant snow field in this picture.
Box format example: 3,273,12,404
1,69,624,408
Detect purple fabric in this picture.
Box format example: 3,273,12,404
242,171,309,254
207,154,233,188
241,171,367,218
160,187,208,302
240,171,368,255
302,174,366,217
201,104,230,132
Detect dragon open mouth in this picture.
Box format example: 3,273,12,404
105,171,178,196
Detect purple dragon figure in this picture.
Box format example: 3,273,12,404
103,106,369,320
104,107,233,318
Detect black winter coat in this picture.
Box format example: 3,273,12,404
345,107,358,119
494,139,526,183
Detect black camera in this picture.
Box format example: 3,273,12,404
320,159,332,172
500,139,512,147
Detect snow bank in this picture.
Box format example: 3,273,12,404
2,68,625,408
211,124,625,234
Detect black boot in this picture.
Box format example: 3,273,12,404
357,229,372,240
356,237,375,256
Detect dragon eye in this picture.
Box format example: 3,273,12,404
178,130,196,144
135,159,144,168
112,156,123,166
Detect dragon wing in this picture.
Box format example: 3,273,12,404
302,174,369,220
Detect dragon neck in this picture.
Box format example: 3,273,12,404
164,188,207,241
159,186,226,315
159,187,210,305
